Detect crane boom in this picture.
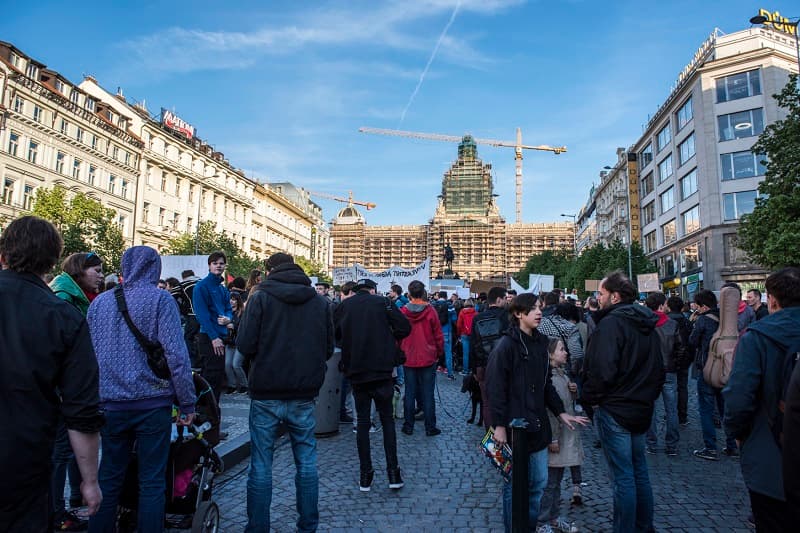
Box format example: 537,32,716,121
359,126,567,223
308,189,376,210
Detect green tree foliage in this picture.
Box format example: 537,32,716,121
30,186,125,273
738,74,800,268
295,255,332,283
515,240,656,297
164,220,262,277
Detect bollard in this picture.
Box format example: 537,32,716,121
509,418,529,533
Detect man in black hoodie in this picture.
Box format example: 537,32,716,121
582,271,664,533
236,253,334,533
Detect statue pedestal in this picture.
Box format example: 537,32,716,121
443,270,458,279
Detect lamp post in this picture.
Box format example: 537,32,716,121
750,13,800,89
560,213,577,256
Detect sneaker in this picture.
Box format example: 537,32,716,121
722,446,740,458
571,484,582,506
693,448,719,461
53,510,88,532
550,517,579,532
401,426,413,436
446,374,456,380
414,408,424,421
369,423,381,433
388,468,404,489
340,414,354,424
359,470,374,492
426,427,442,436
645,446,657,455
536,524,555,533
236,387,249,394
666,448,678,457
460,370,470,376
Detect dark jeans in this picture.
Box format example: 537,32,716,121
676,366,689,423
539,465,582,524
402,364,437,433
0,487,49,533
198,333,225,406
352,379,398,474
340,375,352,418
501,448,548,532
51,418,83,515
247,399,318,533
476,366,491,429
750,490,790,533
596,407,655,533
89,407,172,533
697,375,736,451
184,315,200,367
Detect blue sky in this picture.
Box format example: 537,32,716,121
1,0,780,225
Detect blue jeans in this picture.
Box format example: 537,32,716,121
646,372,679,451
442,324,453,376
89,407,172,533
696,374,736,451
51,418,82,515
246,399,318,533
501,447,548,532
460,335,470,372
224,345,248,389
403,364,436,433
595,407,654,533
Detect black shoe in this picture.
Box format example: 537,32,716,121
53,510,88,532
693,448,719,461
226,387,237,394
340,414,354,424
722,446,739,458
426,428,442,436
388,468,404,489
666,448,678,456
414,409,424,421
401,426,413,436
359,470,374,492
219,431,229,441
679,419,689,427
236,387,248,394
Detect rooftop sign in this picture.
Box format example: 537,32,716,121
161,108,195,139
757,8,798,36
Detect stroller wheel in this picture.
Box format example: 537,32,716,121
191,501,219,533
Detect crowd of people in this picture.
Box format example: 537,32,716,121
1,215,800,533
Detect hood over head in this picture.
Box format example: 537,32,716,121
262,262,316,305
121,246,161,287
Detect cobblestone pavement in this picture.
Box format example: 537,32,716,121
210,372,753,532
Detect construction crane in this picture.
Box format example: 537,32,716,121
307,189,376,210
359,126,566,223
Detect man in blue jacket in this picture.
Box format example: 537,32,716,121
724,267,800,531
193,251,233,406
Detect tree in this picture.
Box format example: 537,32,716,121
295,256,331,283
738,74,800,268
30,186,125,273
164,221,262,277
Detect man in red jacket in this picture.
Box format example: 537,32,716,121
400,280,445,437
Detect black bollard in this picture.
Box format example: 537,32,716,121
509,418,529,533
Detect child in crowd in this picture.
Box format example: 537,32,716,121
538,338,583,533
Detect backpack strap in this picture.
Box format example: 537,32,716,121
114,286,159,352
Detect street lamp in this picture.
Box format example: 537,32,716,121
750,13,800,89
560,213,577,256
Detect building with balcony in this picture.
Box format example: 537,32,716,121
593,147,631,247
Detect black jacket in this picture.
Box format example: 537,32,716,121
689,308,720,371
334,290,411,385
0,270,104,504
486,326,565,452
667,311,693,370
469,305,511,369
581,303,665,434
237,263,333,400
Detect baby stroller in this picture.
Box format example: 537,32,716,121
116,373,224,532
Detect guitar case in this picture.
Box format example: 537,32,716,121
703,286,740,388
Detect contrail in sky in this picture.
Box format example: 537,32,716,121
398,1,461,125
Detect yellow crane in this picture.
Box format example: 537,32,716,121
307,189,376,211
359,126,566,223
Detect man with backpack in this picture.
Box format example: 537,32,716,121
432,291,456,379
470,286,509,429
666,296,693,426
724,267,800,531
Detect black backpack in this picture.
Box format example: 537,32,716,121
473,314,503,367
171,279,197,316
434,301,450,326
770,340,800,449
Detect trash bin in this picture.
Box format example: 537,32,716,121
314,348,342,437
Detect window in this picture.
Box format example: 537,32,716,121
72,159,81,179
13,96,24,113
76,127,84,143
2,179,14,205
112,145,119,160
143,202,150,223
641,172,654,197
682,242,701,271
27,141,38,163
121,180,128,198
682,205,700,234
644,230,657,254
678,133,695,166
677,97,693,131
108,175,116,194
657,124,671,152
159,208,166,226
723,190,758,220
124,151,130,166
8,132,19,156
639,143,653,168
176,179,182,197
56,152,65,174
660,187,674,213
25,63,38,79
85,97,95,112
659,253,677,278
23,185,34,210
187,217,193,232
117,215,127,236
70,89,79,104
88,165,96,185
9,51,21,68
90,135,98,150
161,174,167,192
54,79,65,93
662,219,677,245
680,168,698,200
172,213,179,231
718,108,764,141
716,69,761,102
720,151,766,181
658,155,673,182
60,119,68,135
33,105,42,122
642,201,656,225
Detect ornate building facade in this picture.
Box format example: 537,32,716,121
330,136,573,281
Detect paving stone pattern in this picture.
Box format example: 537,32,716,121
210,372,753,532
